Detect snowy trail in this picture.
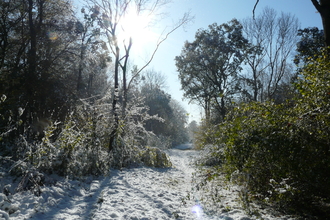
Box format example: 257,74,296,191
7,147,202,220
4,146,293,220
90,149,199,219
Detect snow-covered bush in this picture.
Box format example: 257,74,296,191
1,88,174,186
107,95,164,168
28,122,59,174
52,105,111,177
139,146,172,168
8,101,112,178
16,168,44,196
0,193,12,219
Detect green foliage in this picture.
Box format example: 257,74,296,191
193,120,219,150
197,50,330,216
175,19,249,121
221,102,301,197
294,27,324,67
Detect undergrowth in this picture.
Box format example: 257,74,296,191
193,50,330,218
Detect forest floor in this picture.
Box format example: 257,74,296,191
1,144,297,220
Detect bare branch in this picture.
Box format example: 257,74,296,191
138,13,192,75
127,12,193,90
253,0,260,19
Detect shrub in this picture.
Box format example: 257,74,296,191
196,50,330,216
139,146,172,168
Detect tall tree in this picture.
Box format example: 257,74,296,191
23,0,78,121
187,120,199,142
168,99,189,146
75,8,110,98
88,0,192,151
176,19,249,122
0,0,79,124
140,70,170,136
242,7,300,102
139,70,189,147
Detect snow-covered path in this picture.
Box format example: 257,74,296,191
4,146,295,220
89,149,199,219
7,147,202,220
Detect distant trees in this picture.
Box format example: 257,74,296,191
187,120,199,143
168,99,189,146
175,19,249,122
140,70,189,147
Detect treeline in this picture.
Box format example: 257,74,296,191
0,0,189,180
177,7,330,218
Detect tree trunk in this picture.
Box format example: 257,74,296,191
312,0,330,47
109,45,120,152
27,0,37,122
122,37,132,117
77,36,86,95
321,3,330,47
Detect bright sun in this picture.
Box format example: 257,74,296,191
119,8,158,52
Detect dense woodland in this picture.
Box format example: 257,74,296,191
0,0,190,176
1,0,330,218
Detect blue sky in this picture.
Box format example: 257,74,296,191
74,0,323,123
144,0,323,123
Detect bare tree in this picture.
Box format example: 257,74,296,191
242,7,300,102
141,69,168,91
254,0,329,47
86,0,192,151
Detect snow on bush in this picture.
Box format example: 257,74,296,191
139,146,172,168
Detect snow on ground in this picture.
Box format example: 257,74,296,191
1,145,296,220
